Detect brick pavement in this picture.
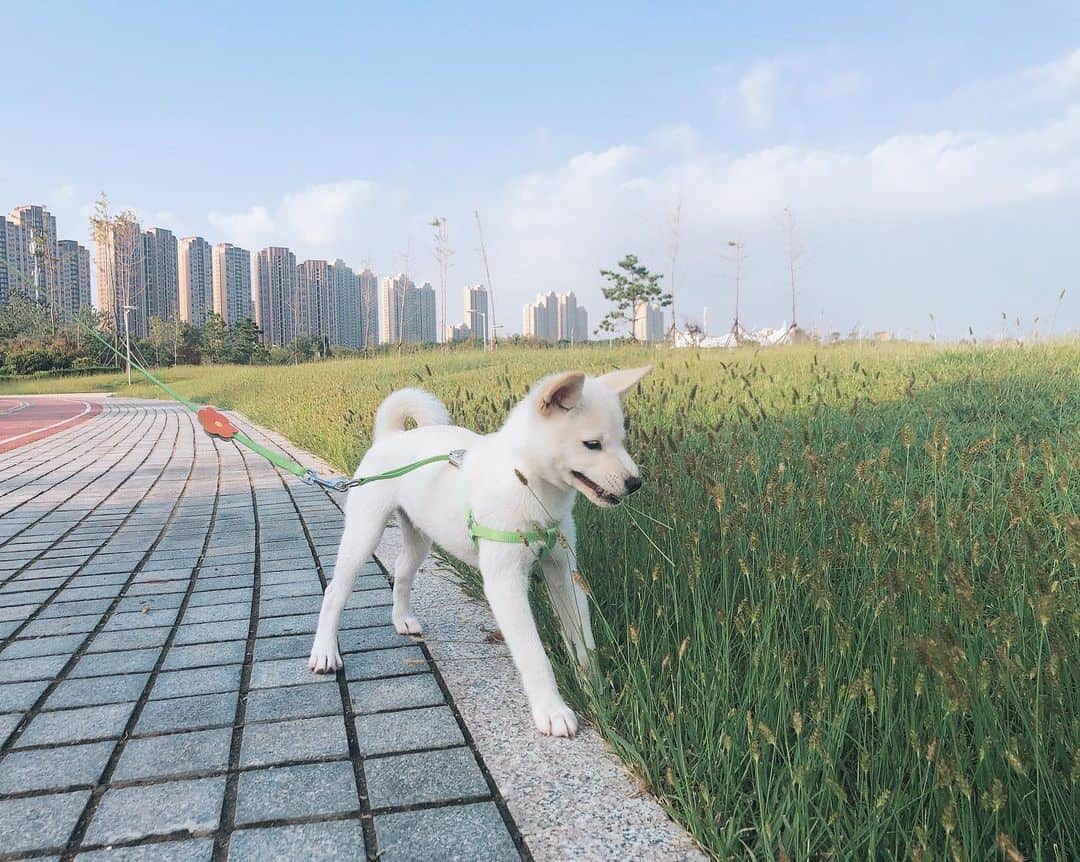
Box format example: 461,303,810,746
0,398,525,861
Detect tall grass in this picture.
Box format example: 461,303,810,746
5,341,1077,860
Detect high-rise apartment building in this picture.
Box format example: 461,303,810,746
57,240,91,316
254,246,297,346
380,275,437,344
358,268,378,348
143,227,180,322
178,237,213,327
575,306,588,342
297,259,334,343
95,216,148,337
211,243,252,326
522,291,589,342
9,205,58,302
416,282,437,343
330,259,359,348
633,300,666,342
463,283,488,343
0,216,33,304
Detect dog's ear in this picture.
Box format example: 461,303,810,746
537,371,586,415
597,365,652,397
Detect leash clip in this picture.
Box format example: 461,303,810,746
448,449,466,468
302,469,355,493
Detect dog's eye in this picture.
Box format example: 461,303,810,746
583,440,602,451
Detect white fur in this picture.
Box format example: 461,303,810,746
309,366,651,738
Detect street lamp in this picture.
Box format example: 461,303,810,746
122,304,136,385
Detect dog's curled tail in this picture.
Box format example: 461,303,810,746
373,388,452,440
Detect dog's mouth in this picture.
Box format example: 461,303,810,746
570,471,622,507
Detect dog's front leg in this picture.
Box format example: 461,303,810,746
540,527,596,671
480,546,577,737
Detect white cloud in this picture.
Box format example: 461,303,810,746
1023,48,1080,100
736,60,780,130
208,179,378,252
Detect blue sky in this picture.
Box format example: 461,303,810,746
4,2,1079,337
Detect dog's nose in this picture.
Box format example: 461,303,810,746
624,476,642,494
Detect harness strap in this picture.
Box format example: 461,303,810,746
467,510,559,556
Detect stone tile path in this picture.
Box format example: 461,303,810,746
0,398,525,861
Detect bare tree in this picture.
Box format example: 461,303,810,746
667,196,682,343
431,217,453,345
475,210,498,348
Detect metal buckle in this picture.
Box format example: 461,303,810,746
448,449,466,468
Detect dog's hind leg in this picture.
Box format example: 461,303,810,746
390,511,430,635
309,491,391,673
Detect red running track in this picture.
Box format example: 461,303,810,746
0,397,102,454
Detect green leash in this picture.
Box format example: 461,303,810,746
2,259,559,545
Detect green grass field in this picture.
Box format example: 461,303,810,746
4,341,1078,860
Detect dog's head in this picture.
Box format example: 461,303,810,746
526,366,652,508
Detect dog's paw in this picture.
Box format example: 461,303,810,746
392,614,423,635
308,642,342,674
532,702,578,738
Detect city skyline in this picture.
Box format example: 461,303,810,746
3,7,1078,340
4,200,600,345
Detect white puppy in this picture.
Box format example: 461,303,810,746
309,366,651,737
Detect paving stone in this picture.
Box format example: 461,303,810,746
244,682,344,723
259,581,322,601
2,633,85,659
36,598,114,619
354,705,464,756
182,602,251,625
114,727,233,782
338,626,415,654
69,646,161,678
162,641,246,671
149,664,242,700
45,672,150,709
188,587,250,606
20,613,100,638
0,652,69,683
239,714,348,767
339,605,394,630
258,596,318,619
0,790,91,856
0,711,20,747
235,760,358,824
226,819,364,861
344,587,393,609
249,657,335,689
84,777,226,845
0,587,54,606
366,746,489,809
103,607,181,631
174,619,248,645
374,801,518,862
253,633,312,659
17,702,135,747
0,739,113,793
350,673,445,714
255,614,317,638
344,645,428,681
0,601,40,622
88,626,172,653
0,679,50,712
115,593,186,613
135,690,239,735
76,838,214,861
